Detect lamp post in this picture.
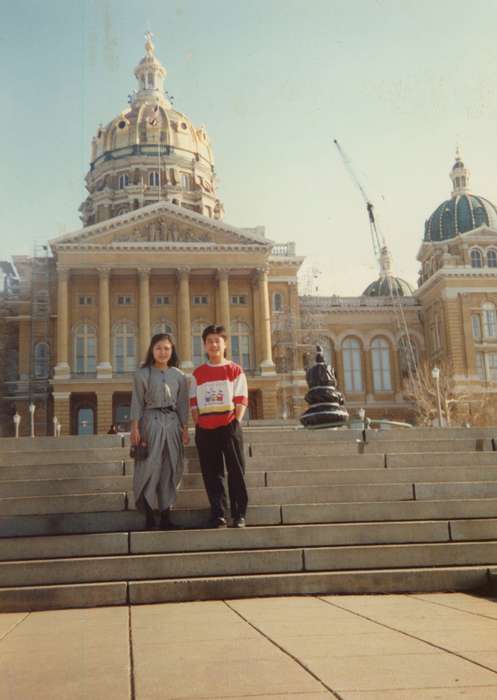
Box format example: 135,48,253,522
28,402,36,438
431,366,443,428
53,416,59,437
358,407,367,443
13,412,21,439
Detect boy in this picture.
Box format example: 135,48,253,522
190,324,249,528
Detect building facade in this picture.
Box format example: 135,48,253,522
2,38,497,435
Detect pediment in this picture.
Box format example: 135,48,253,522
50,201,271,251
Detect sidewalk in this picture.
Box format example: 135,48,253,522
1,593,497,699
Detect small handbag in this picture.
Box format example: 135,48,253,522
130,442,148,460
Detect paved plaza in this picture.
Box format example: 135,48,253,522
1,593,497,699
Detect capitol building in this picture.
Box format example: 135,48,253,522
2,35,497,435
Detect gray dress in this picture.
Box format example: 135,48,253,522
130,365,189,512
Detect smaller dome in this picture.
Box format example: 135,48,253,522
362,276,414,298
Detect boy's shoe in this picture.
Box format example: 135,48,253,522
208,516,227,529
233,516,246,528
159,509,180,530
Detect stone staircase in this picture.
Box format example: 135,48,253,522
0,427,497,612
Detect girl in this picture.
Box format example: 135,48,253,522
130,333,189,529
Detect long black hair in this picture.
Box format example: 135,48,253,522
141,333,179,368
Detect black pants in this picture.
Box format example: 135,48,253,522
195,420,248,520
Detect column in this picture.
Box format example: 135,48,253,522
177,267,193,370
138,267,151,363
217,268,231,357
256,266,275,373
54,267,70,379
97,392,114,434
97,267,112,379
251,276,262,367
364,344,374,402
288,280,304,373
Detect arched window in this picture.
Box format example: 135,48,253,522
231,321,253,369
73,323,97,374
118,173,129,189
152,320,174,337
316,337,334,367
482,302,497,339
113,321,137,373
272,293,283,312
342,337,363,392
487,249,497,268
149,171,159,186
34,342,50,379
371,337,392,392
399,336,418,378
192,321,207,367
470,248,483,268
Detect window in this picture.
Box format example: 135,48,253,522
154,295,170,306
488,250,497,268
342,337,363,392
181,173,192,190
117,295,133,306
193,295,208,305
231,295,247,306
152,320,174,336
78,295,94,306
118,173,129,189
231,321,253,369
73,323,97,374
273,293,283,312
192,321,206,367
371,337,392,392
479,352,497,382
482,303,497,338
472,314,482,341
34,342,50,379
470,249,483,268
430,315,441,352
149,171,160,186
113,322,137,373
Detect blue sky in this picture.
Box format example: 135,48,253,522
3,0,497,294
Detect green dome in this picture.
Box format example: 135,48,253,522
362,276,413,297
424,194,497,242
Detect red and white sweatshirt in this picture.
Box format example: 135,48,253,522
189,361,248,429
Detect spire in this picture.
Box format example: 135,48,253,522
450,147,470,196
132,31,169,106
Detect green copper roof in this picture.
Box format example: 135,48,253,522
425,194,497,242
362,276,414,298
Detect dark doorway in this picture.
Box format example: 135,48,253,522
248,390,263,420
113,392,132,432
70,393,97,435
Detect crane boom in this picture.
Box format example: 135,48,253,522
333,139,384,256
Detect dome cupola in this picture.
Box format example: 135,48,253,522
424,151,497,242
362,246,414,297
79,33,224,227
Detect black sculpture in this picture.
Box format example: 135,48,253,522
300,345,349,428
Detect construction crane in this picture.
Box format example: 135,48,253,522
334,139,419,383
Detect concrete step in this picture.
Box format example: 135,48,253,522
184,453,387,472
415,481,497,500
0,533,129,561
0,435,123,451
282,499,497,524
0,462,125,480
0,448,128,467
0,492,126,516
249,440,492,456
1,541,496,589
0,520,455,561
243,426,497,442
0,505,281,538
0,548,305,587
265,465,497,487
128,565,491,605
0,565,490,612
387,452,497,468
0,476,133,498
